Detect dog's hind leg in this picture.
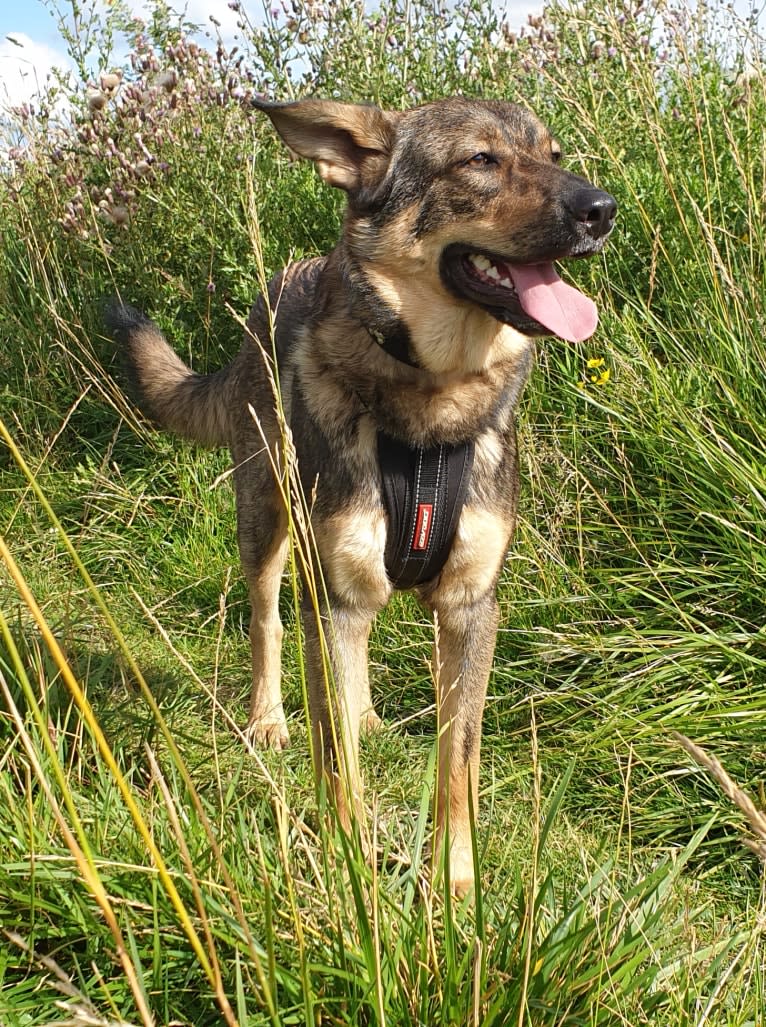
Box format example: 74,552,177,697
235,461,290,750
243,530,290,751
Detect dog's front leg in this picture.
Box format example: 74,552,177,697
431,593,499,897
303,600,374,833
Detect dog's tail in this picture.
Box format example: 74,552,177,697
105,301,233,448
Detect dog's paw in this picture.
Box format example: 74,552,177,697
243,716,291,751
360,707,383,733
451,874,475,900
449,845,475,900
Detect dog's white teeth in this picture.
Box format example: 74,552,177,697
468,253,513,288
470,254,492,271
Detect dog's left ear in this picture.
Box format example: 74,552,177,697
252,97,400,193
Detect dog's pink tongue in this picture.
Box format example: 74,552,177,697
508,263,598,343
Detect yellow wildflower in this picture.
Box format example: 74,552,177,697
579,360,610,388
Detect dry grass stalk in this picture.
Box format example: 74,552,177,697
673,732,766,863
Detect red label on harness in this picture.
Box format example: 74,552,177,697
413,503,433,551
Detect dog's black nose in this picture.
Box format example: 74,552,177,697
572,188,617,239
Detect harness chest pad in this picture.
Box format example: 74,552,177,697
378,432,475,590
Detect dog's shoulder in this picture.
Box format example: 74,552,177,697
244,256,326,354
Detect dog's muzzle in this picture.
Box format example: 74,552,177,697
570,187,617,241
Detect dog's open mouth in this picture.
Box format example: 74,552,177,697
440,245,598,343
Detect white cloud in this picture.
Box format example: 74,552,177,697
121,0,243,38
0,32,73,110
0,0,543,116
502,0,543,31
180,0,243,38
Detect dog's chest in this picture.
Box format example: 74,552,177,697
284,326,519,601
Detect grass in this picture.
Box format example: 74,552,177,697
1,0,765,1022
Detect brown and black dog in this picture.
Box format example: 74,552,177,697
106,96,615,895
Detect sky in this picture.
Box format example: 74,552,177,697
0,1,71,108
3,0,764,111
0,0,544,109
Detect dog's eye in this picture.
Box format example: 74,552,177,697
551,147,562,164
464,152,497,168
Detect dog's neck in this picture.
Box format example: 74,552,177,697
301,251,535,449
334,249,421,369
335,245,530,378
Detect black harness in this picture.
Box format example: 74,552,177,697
378,432,475,589
368,322,475,589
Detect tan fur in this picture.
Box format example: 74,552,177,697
244,528,290,750
474,429,505,473
365,263,532,376
359,209,533,375
433,507,513,609
314,508,392,611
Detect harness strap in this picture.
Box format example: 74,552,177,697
378,432,475,590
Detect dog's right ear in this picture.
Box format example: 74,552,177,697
252,98,400,194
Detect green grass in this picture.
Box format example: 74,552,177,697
1,0,765,1022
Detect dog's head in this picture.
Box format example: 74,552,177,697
254,96,616,347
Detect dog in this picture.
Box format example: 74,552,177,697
106,96,616,895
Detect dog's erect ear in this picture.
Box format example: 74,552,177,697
253,98,400,193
